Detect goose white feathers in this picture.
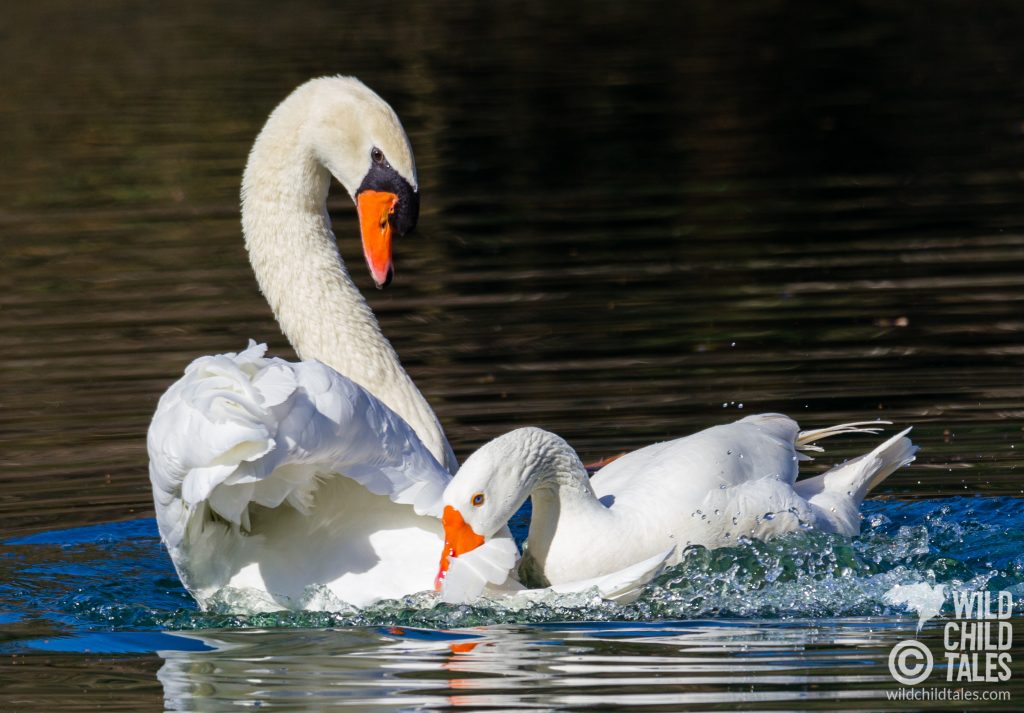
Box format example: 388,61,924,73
439,414,917,588
148,77,470,609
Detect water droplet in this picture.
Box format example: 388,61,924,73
714,509,720,516
763,512,775,521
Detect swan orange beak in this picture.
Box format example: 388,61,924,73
356,189,398,288
435,505,485,590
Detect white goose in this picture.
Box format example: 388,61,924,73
148,77,471,610
438,415,917,589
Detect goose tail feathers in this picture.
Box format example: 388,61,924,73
794,427,917,535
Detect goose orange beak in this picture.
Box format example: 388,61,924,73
435,505,485,590
356,189,398,288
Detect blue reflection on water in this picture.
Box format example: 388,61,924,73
1,496,1021,654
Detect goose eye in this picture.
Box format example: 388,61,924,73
471,493,485,507
371,147,384,164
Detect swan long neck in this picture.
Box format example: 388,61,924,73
240,93,456,472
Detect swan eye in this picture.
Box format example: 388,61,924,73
371,147,385,164
471,493,485,507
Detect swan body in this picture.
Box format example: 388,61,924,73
440,414,917,587
150,343,662,609
149,77,464,609
149,342,460,608
149,77,657,610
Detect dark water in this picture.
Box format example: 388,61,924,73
2,0,1024,709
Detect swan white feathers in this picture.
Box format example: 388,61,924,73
438,414,917,588
147,77,471,610
148,78,658,609
149,342,458,608
149,343,659,608
239,75,455,472
150,76,919,609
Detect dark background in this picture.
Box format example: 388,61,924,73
3,0,1024,536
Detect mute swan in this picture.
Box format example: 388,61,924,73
148,77,468,609
239,76,455,472
150,342,517,609
148,77,656,610
437,415,917,588
150,340,662,608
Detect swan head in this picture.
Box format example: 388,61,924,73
436,427,573,587
307,77,418,288
257,76,420,288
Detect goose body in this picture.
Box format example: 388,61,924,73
439,414,917,588
148,77,467,609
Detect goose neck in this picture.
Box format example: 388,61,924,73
525,448,607,551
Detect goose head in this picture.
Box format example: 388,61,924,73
435,427,576,587
246,76,419,288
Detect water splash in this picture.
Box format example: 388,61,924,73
1,497,1021,650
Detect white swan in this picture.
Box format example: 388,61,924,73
147,77,656,610
437,414,917,588
239,76,455,472
148,77,469,609
149,341,659,609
